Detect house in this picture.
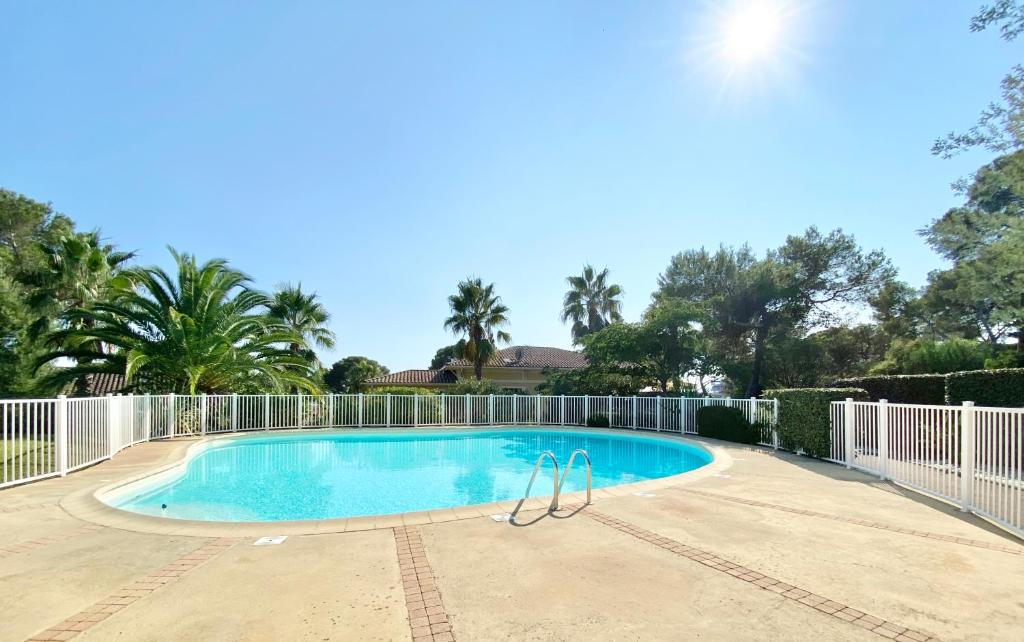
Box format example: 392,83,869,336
61,372,127,397
364,345,587,393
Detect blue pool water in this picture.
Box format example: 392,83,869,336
110,429,712,521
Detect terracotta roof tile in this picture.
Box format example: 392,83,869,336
62,372,127,397
447,345,587,370
365,369,457,386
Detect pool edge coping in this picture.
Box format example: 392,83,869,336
59,427,734,537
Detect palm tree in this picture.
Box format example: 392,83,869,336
561,265,623,344
38,248,319,395
268,283,336,361
443,278,511,380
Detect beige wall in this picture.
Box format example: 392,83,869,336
447,366,554,392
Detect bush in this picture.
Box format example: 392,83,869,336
448,379,502,395
585,413,610,427
832,375,946,405
764,388,868,458
695,406,760,444
945,368,1024,407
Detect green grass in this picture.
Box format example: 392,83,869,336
1,438,55,483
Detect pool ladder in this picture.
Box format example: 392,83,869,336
509,449,591,524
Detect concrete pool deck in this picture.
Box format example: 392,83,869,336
1,434,1021,641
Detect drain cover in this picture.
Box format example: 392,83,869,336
253,536,288,546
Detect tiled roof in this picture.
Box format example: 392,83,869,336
62,372,127,397
365,369,458,386
447,345,587,370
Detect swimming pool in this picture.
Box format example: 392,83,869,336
106,429,713,522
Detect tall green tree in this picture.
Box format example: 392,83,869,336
920,151,1024,349
934,1,1024,157
268,283,336,361
443,278,511,380
38,249,320,395
560,265,624,344
656,227,892,396
429,344,459,369
324,356,388,393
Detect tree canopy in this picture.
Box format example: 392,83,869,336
443,278,511,380
561,265,624,345
324,356,389,393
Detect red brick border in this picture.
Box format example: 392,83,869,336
393,526,454,642
0,525,104,559
586,509,937,642
25,537,237,642
685,489,1022,555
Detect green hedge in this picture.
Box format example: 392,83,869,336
585,413,610,428
945,368,1024,407
695,406,760,445
764,388,868,458
835,368,1024,407
832,375,946,405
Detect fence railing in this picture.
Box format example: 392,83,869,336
0,392,778,490
829,398,1023,538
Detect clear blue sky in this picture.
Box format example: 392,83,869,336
1,2,1017,371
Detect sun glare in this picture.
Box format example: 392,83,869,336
722,1,783,63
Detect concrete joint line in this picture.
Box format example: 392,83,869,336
586,509,939,642
25,537,238,642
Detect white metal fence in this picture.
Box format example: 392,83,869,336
829,399,1023,538
1,392,777,489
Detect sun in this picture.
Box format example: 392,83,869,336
722,1,783,62
721,1,784,63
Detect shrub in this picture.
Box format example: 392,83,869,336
585,413,610,427
832,375,945,405
945,368,1024,407
764,388,868,458
695,406,760,445
448,379,502,395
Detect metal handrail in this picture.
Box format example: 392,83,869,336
559,448,592,507
509,451,559,523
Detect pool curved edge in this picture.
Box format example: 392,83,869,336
60,427,733,537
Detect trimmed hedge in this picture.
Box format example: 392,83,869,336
696,406,760,445
836,368,1024,408
832,375,945,405
945,368,1024,407
585,413,610,428
764,388,868,458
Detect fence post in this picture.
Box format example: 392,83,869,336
55,394,68,476
358,393,364,427
772,399,779,449
655,397,662,432
168,393,176,437
960,401,976,512
877,399,888,480
512,395,517,424
464,394,470,425
124,393,134,452
263,393,271,431
608,395,613,426
297,394,304,429
441,393,446,425
414,394,419,427
107,394,116,459
230,393,238,432
535,395,540,424
386,394,392,427
488,394,495,424
327,394,335,428
748,397,757,425
584,395,590,424
632,396,637,430
143,393,152,442
844,398,855,469
199,394,208,436
560,395,565,426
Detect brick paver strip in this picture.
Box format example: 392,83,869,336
25,537,237,642
684,489,1022,555
0,525,105,559
393,526,455,642
584,508,938,642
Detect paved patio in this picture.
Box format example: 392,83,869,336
1,435,1021,641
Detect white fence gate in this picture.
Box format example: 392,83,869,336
829,399,1023,538
1,393,778,490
